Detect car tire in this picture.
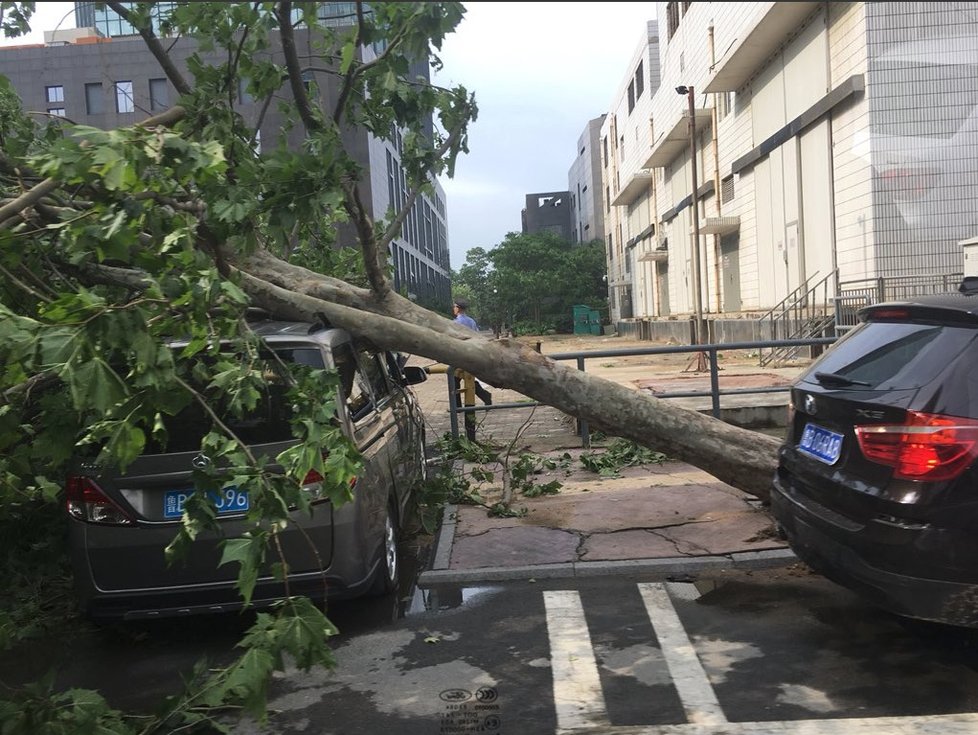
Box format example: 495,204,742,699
367,499,400,596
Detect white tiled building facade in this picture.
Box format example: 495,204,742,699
603,2,978,338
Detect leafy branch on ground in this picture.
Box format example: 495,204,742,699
580,438,668,478
414,431,572,526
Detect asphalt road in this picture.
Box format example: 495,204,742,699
233,565,978,735
8,558,978,734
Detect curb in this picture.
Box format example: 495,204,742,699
429,502,459,572
417,539,798,586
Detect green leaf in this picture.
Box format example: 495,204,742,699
65,358,127,413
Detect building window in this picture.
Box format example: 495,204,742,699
635,60,645,99
627,80,635,113
238,77,253,104
605,186,611,213
602,136,608,167
115,81,134,113
301,69,315,95
45,85,64,103
149,78,168,111
682,1,692,14
48,108,66,117
721,175,735,204
85,83,104,115
667,1,679,38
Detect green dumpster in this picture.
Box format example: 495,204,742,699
572,304,591,335
588,308,602,335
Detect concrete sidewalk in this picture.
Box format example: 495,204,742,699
409,334,804,587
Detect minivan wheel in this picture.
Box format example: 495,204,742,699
368,500,400,596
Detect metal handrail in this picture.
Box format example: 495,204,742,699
444,336,836,447
757,270,837,366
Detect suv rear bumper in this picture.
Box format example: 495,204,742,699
771,476,978,627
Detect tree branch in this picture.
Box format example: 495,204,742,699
0,178,61,229
330,0,368,128
107,1,192,95
276,1,322,134
340,179,390,296
377,113,468,252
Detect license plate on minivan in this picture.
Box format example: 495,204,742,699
163,487,250,519
798,423,844,465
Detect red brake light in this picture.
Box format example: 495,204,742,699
867,308,910,321
65,476,134,525
855,411,978,482
301,470,357,488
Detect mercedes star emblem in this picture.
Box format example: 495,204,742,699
191,453,211,469
804,394,817,416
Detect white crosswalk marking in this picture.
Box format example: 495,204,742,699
544,590,611,731
638,582,727,726
545,583,978,735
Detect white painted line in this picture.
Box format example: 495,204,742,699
557,711,978,734
544,590,611,731
638,582,728,727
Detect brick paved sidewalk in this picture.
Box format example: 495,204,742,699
407,334,798,586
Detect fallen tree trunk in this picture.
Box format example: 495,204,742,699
236,251,781,502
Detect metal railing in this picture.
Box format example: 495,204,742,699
835,272,963,332
443,336,836,448
756,270,837,367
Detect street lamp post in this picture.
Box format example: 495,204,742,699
676,85,706,371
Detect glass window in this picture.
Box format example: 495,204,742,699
45,85,64,103
115,81,134,113
357,349,391,401
85,82,104,115
144,347,324,454
627,80,635,113
333,343,375,423
635,60,645,99
238,77,253,104
802,322,978,391
48,108,66,117
149,78,168,111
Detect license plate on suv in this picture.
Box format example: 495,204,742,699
798,423,844,465
163,487,250,519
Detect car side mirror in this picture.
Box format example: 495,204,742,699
401,366,428,385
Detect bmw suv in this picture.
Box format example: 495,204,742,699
65,317,428,621
771,280,978,627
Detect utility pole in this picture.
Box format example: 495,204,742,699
677,85,707,371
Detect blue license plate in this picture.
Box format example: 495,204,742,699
163,487,250,519
798,423,844,465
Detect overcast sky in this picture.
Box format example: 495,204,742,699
2,2,656,269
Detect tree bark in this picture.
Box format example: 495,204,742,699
235,249,780,501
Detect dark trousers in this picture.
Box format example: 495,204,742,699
454,374,492,441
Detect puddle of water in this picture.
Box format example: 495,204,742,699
405,585,506,615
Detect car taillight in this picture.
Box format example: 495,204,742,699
301,470,357,489
855,411,978,482
65,476,134,525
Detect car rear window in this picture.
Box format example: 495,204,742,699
802,321,978,390
148,347,325,453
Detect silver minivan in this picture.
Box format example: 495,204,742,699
65,318,428,621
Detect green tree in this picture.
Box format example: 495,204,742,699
454,232,608,334
0,0,781,729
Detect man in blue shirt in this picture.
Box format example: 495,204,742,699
452,298,478,330
451,299,492,439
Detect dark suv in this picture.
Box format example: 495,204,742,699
65,318,429,621
771,281,978,627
